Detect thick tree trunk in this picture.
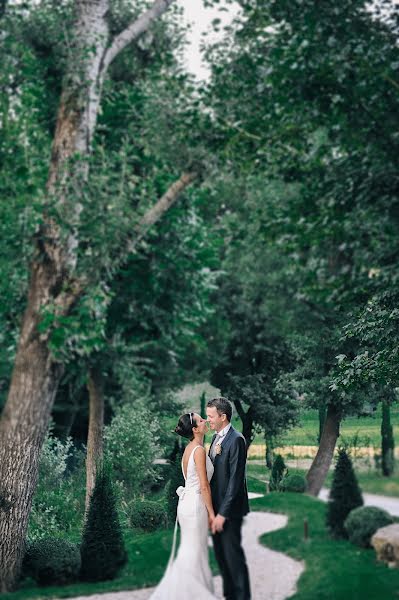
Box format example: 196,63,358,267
234,400,253,450
0,269,65,591
306,403,342,496
0,1,176,591
265,433,273,469
85,367,105,512
318,404,326,444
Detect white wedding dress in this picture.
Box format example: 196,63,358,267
149,445,217,600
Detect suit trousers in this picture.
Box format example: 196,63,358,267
212,518,251,600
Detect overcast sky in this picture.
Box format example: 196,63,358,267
177,0,241,80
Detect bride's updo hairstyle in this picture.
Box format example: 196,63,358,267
174,412,197,440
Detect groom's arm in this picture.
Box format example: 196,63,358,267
218,436,247,519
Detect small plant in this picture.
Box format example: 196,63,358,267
129,499,167,531
280,473,306,493
22,538,81,586
80,463,127,582
326,448,363,538
269,454,287,491
344,506,394,548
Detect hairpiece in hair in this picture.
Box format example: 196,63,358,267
189,412,193,425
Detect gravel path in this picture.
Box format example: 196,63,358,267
319,487,399,517
66,509,304,600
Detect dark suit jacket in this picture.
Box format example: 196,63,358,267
209,425,249,520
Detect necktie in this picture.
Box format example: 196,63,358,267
210,434,221,461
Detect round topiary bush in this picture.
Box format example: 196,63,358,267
344,505,394,548
280,473,306,493
22,538,81,586
129,499,167,532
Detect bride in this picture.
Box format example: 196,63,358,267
149,412,218,600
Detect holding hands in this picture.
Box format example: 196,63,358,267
209,513,226,534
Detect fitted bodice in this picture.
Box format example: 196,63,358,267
181,445,214,492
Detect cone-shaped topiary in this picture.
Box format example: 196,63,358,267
326,448,363,538
80,462,127,582
381,400,395,477
269,454,287,491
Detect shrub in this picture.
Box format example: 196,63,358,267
280,473,306,493
344,505,394,548
129,499,167,531
22,538,81,586
269,454,287,491
27,430,86,542
104,401,161,497
80,463,127,582
326,448,363,538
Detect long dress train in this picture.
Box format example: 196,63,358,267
149,445,217,600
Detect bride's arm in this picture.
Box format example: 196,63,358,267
194,447,215,522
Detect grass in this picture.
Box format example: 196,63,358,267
247,462,399,497
253,406,399,446
169,383,399,447
5,527,219,600
7,471,399,600
251,492,399,600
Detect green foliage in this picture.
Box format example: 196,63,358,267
165,443,185,525
27,427,85,542
280,473,306,493
269,454,287,492
104,400,161,498
128,499,167,532
22,538,81,586
80,464,127,582
344,505,394,549
326,449,363,538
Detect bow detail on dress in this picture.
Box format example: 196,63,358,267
176,485,185,499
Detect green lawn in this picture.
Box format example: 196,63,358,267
7,477,399,600
5,528,219,600
251,493,399,600
4,529,173,600
247,463,399,497
251,406,399,446
169,384,399,448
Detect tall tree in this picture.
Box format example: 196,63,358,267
0,0,182,591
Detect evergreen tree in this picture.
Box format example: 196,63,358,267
326,449,363,538
80,463,127,582
381,399,395,477
269,454,287,492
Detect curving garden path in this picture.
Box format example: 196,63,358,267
68,505,304,600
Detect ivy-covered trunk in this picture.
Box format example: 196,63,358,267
306,403,342,496
0,0,176,590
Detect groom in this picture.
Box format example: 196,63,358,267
206,397,251,600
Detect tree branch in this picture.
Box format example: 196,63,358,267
233,398,247,422
127,170,198,253
103,0,175,71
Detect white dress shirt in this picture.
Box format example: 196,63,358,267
216,422,231,445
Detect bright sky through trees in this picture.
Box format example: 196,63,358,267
177,0,241,80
